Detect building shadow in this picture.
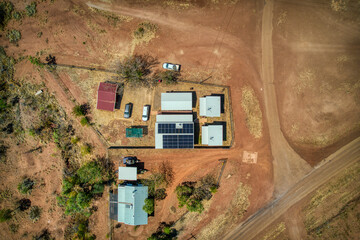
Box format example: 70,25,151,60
193,112,200,144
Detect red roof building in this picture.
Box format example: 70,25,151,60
97,82,118,111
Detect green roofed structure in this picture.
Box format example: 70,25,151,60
126,128,143,138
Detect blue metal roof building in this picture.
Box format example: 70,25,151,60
110,185,148,225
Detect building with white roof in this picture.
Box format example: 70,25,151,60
199,96,221,117
201,125,223,146
118,167,137,181
161,92,193,111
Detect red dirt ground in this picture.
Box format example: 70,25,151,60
272,0,360,165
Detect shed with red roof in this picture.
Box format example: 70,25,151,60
97,82,118,111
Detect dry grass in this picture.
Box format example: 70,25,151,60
331,0,348,12
303,161,360,232
197,182,251,240
294,68,315,94
163,1,191,10
262,222,287,240
131,22,158,53
277,10,288,26
241,86,263,139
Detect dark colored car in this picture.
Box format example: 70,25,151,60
124,103,132,118
123,156,139,165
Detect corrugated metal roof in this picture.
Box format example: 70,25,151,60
97,82,118,111
118,167,137,181
161,92,192,111
202,125,223,146
117,185,148,225
199,96,221,117
156,114,193,122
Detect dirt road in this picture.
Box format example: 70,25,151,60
260,0,312,196
224,136,360,240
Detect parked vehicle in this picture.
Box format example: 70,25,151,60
142,105,150,121
123,156,139,165
162,62,181,72
124,103,132,118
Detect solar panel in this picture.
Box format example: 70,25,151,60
162,134,193,149
158,123,193,134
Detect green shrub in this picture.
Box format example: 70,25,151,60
156,71,180,85
80,117,89,126
71,136,80,144
210,186,218,193
18,178,35,194
163,226,171,235
0,209,12,222
28,129,36,137
72,105,86,117
0,99,9,110
186,198,204,213
77,161,104,185
53,130,60,144
91,183,104,195
28,56,44,68
0,2,14,30
143,198,154,215
7,29,21,43
25,2,37,17
9,223,19,233
0,144,7,163
154,188,167,200
29,206,41,222
12,11,22,20
80,144,92,156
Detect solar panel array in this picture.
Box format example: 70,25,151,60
158,123,193,134
162,135,193,149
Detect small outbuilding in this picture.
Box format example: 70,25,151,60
199,96,221,117
202,125,223,146
97,82,118,111
118,167,137,181
161,92,192,111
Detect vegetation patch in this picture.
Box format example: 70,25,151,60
25,2,37,17
303,161,360,238
175,175,217,213
29,206,42,222
0,208,12,222
197,182,251,240
17,178,35,195
262,222,287,240
117,54,158,87
241,86,263,138
90,8,133,26
132,22,158,47
6,29,21,44
0,1,14,30
148,222,178,240
155,70,180,85
57,160,113,217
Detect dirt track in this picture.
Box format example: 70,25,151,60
260,0,311,196
224,136,360,240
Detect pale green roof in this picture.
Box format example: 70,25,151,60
118,167,137,181
117,185,148,225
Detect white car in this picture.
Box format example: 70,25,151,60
142,105,150,121
162,62,181,72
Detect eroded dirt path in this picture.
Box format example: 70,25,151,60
260,0,311,196
224,136,360,240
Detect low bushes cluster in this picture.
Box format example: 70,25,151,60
143,198,154,215
0,208,12,222
57,160,112,217
147,222,177,240
28,56,44,68
0,1,14,30
17,178,35,194
29,206,41,222
25,2,37,17
175,175,217,213
7,29,21,43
